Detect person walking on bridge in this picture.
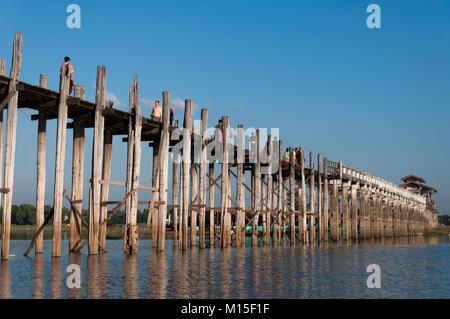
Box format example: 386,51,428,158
60,56,74,95
151,100,162,122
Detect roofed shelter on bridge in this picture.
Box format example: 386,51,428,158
400,175,437,204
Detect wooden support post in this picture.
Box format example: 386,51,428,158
278,140,284,242
124,77,141,254
300,147,307,242
0,59,5,75
369,192,376,238
289,149,295,245
393,198,399,237
99,102,114,250
35,74,47,254
351,184,358,240
190,163,198,246
172,156,179,248
88,66,107,255
261,174,267,241
198,109,208,249
330,180,339,242
2,34,23,260
322,157,329,242
309,152,315,242
236,124,245,247
69,85,85,252
51,58,70,258
251,129,261,246
156,91,170,251
266,135,272,245
150,141,159,247
220,116,231,247
181,100,192,250
208,163,215,246
317,154,323,242
341,182,350,241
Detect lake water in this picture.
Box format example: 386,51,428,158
1,235,449,298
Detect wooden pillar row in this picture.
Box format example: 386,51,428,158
322,157,329,243
251,129,261,246
181,100,192,250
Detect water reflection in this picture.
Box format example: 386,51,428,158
2,234,450,299
33,254,44,299
0,261,10,299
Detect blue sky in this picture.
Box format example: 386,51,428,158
0,1,449,213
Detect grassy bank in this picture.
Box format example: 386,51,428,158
424,226,450,235
9,224,174,240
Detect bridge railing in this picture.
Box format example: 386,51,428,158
326,160,426,205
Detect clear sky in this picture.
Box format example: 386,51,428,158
0,1,449,213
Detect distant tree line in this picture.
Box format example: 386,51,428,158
438,215,450,226
0,204,161,227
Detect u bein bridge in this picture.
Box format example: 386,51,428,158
0,33,439,260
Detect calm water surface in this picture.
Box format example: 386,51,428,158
1,235,449,298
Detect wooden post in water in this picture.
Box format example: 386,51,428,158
277,140,283,243
236,124,245,247
309,152,315,242
88,66,107,255
150,140,159,247
124,77,141,254
221,116,231,247
172,150,179,248
190,163,198,246
252,129,261,246
266,135,272,244
0,59,5,211
209,163,215,246
181,100,192,250
341,182,350,241
69,85,85,252
199,109,208,249
52,56,70,258
35,74,47,254
300,148,307,242
351,184,358,240
156,91,170,251
317,154,323,242
330,180,339,242
1,34,23,259
99,101,114,250
322,157,329,242
289,149,295,245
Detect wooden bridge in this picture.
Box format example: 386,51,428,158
0,33,438,260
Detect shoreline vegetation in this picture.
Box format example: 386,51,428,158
9,224,175,240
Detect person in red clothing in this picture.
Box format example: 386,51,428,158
60,56,74,95
296,147,303,166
